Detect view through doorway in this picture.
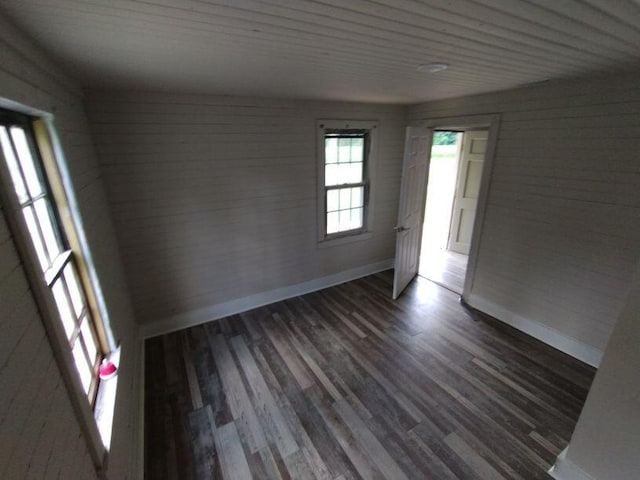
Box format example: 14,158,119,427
419,129,487,294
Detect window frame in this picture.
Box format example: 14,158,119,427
317,119,377,245
0,107,112,472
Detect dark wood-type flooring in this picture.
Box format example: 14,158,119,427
145,271,595,480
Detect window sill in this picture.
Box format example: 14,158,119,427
94,346,120,452
318,231,372,248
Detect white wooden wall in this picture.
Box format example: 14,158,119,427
558,260,640,480
0,15,139,480
409,73,640,358
85,92,405,328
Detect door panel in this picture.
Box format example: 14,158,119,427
448,130,488,255
393,127,431,299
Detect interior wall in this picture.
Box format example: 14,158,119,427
0,15,139,480
408,73,640,363
85,91,406,330
552,259,640,480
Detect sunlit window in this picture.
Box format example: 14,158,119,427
320,125,373,238
0,112,104,405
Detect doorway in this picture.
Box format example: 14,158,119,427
419,129,488,295
392,115,497,301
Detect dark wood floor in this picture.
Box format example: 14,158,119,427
145,271,595,480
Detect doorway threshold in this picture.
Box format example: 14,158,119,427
418,273,463,296
419,247,468,295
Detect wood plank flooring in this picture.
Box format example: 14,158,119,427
145,271,595,479
419,248,468,295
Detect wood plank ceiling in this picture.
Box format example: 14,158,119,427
1,0,639,102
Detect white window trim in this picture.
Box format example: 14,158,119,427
317,119,378,246
0,99,118,476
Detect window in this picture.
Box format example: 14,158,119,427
0,109,106,407
318,120,377,242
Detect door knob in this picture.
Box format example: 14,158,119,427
394,226,409,232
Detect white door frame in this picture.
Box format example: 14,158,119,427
413,114,501,302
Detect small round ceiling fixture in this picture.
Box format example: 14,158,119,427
417,63,449,73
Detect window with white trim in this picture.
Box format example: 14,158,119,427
318,120,377,242
0,109,106,407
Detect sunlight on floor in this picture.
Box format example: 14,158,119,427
419,132,468,294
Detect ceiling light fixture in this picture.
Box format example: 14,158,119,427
417,63,449,73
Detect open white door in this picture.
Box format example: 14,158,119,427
448,130,488,255
393,126,432,299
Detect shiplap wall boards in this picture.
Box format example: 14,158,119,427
85,92,405,335
0,14,140,480
409,72,640,367
86,72,640,367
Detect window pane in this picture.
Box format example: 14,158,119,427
338,209,351,230
34,198,62,262
350,137,364,162
324,163,341,186
326,186,365,235
347,162,363,183
22,206,49,270
351,207,363,230
72,340,92,394
339,188,352,210
351,187,364,208
326,211,339,234
64,264,84,317
80,317,99,367
52,278,76,339
325,137,338,164
10,127,43,198
0,127,28,203
333,207,363,233
327,163,363,187
327,189,339,212
338,164,352,184
338,138,352,163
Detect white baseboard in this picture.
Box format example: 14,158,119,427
134,334,145,480
466,294,603,367
141,259,394,339
549,448,596,480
